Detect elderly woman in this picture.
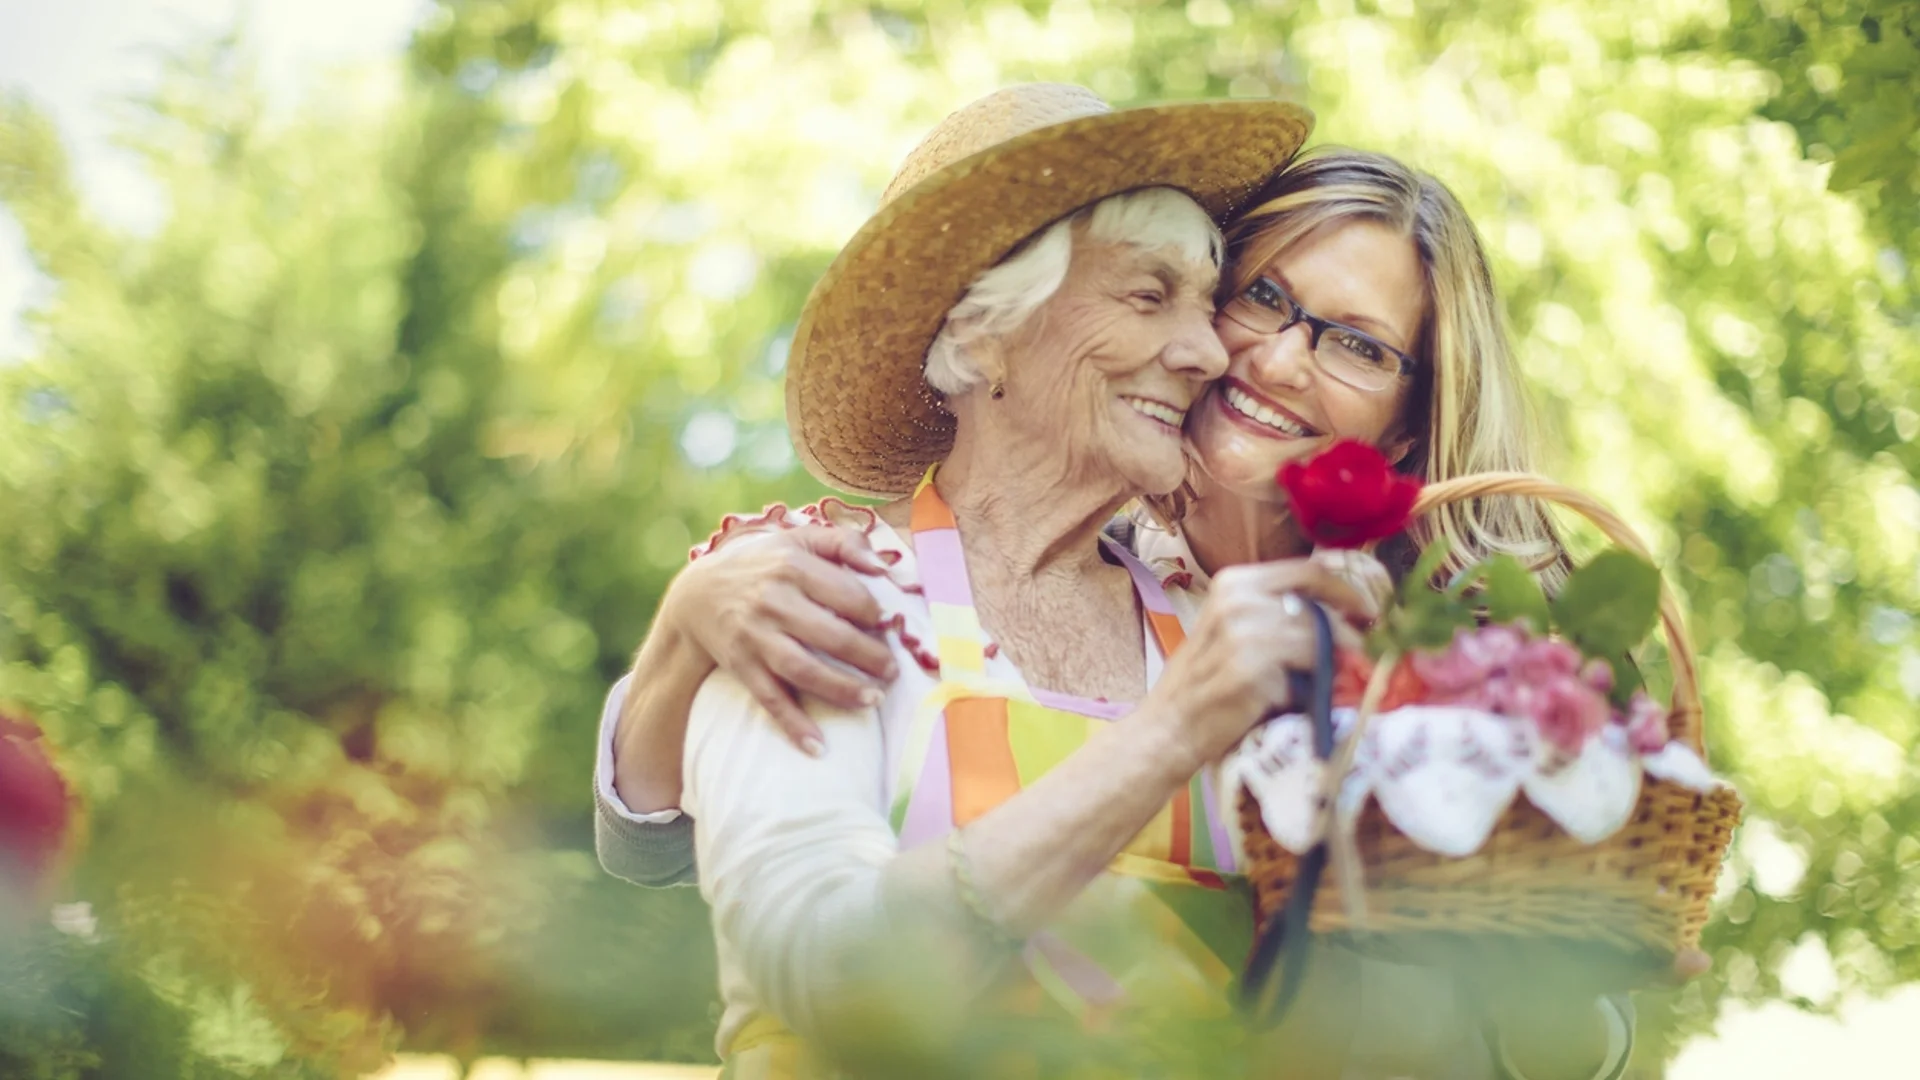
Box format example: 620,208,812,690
624,86,1367,1075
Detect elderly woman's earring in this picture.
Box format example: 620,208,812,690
990,381,1006,400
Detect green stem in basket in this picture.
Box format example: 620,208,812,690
1316,649,1402,926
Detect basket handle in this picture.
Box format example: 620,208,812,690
1408,472,1705,755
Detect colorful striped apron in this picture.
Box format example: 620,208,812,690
723,471,1255,1078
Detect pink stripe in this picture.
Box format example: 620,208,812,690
1025,931,1127,1007
915,529,973,606
1104,537,1178,615
1031,686,1128,721
897,719,954,849
1199,769,1236,874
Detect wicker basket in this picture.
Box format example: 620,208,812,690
1238,473,1744,982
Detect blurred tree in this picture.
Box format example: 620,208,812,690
0,0,1914,1076
0,24,730,1075
1715,0,1919,263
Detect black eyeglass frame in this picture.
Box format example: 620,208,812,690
1220,276,1421,389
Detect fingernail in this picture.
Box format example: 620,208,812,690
884,663,900,680
800,735,826,758
861,687,884,707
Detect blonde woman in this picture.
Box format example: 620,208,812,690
600,144,1690,1077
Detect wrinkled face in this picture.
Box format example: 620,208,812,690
994,233,1228,496
1186,218,1426,505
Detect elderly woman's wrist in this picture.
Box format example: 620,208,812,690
1120,699,1213,788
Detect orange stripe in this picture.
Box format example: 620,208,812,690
1146,610,1186,655
947,697,1021,825
911,487,958,531
1169,782,1192,867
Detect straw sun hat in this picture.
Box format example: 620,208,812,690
785,83,1315,497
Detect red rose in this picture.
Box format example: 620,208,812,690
1276,440,1422,549
0,713,74,898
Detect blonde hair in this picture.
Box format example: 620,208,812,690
1172,147,1570,590
925,187,1222,395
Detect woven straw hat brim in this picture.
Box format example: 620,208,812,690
787,99,1314,498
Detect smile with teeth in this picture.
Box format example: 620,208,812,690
1223,384,1316,438
1122,396,1185,430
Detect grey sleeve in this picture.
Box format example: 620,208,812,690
590,672,699,888
594,786,697,887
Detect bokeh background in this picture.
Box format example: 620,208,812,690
0,0,1915,1076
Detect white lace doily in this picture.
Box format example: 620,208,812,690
1223,705,1728,858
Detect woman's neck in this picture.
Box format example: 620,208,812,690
934,430,1130,587
1181,480,1310,577
930,413,1151,702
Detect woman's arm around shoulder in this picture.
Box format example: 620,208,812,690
592,519,896,888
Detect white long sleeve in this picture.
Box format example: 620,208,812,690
683,670,899,1047
679,518,968,1055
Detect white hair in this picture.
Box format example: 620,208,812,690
923,187,1224,395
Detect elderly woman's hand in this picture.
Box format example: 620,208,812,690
1309,548,1395,628
1147,558,1379,772
659,524,897,751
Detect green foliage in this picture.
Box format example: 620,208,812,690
1478,555,1553,635
0,25,737,1074
1715,0,1920,262
1553,551,1664,661
0,0,1914,1074
1380,538,1474,650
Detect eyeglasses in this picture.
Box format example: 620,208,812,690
1219,276,1419,393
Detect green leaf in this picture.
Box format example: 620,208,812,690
1604,652,1646,709
1551,549,1662,658
1442,562,1485,601
1402,538,1453,601
1480,555,1553,633
1389,596,1476,652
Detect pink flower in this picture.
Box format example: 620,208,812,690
1531,674,1611,755
1459,675,1539,719
1412,625,1526,696
1412,645,1485,696
1622,692,1670,754
1406,624,1622,754
1511,637,1583,684
1459,625,1527,671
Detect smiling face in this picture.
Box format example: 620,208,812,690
1186,217,1428,505
987,231,1229,496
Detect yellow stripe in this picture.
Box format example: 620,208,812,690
1004,698,1088,786
930,602,986,645
1122,798,1176,862
1107,852,1217,885
933,637,984,673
